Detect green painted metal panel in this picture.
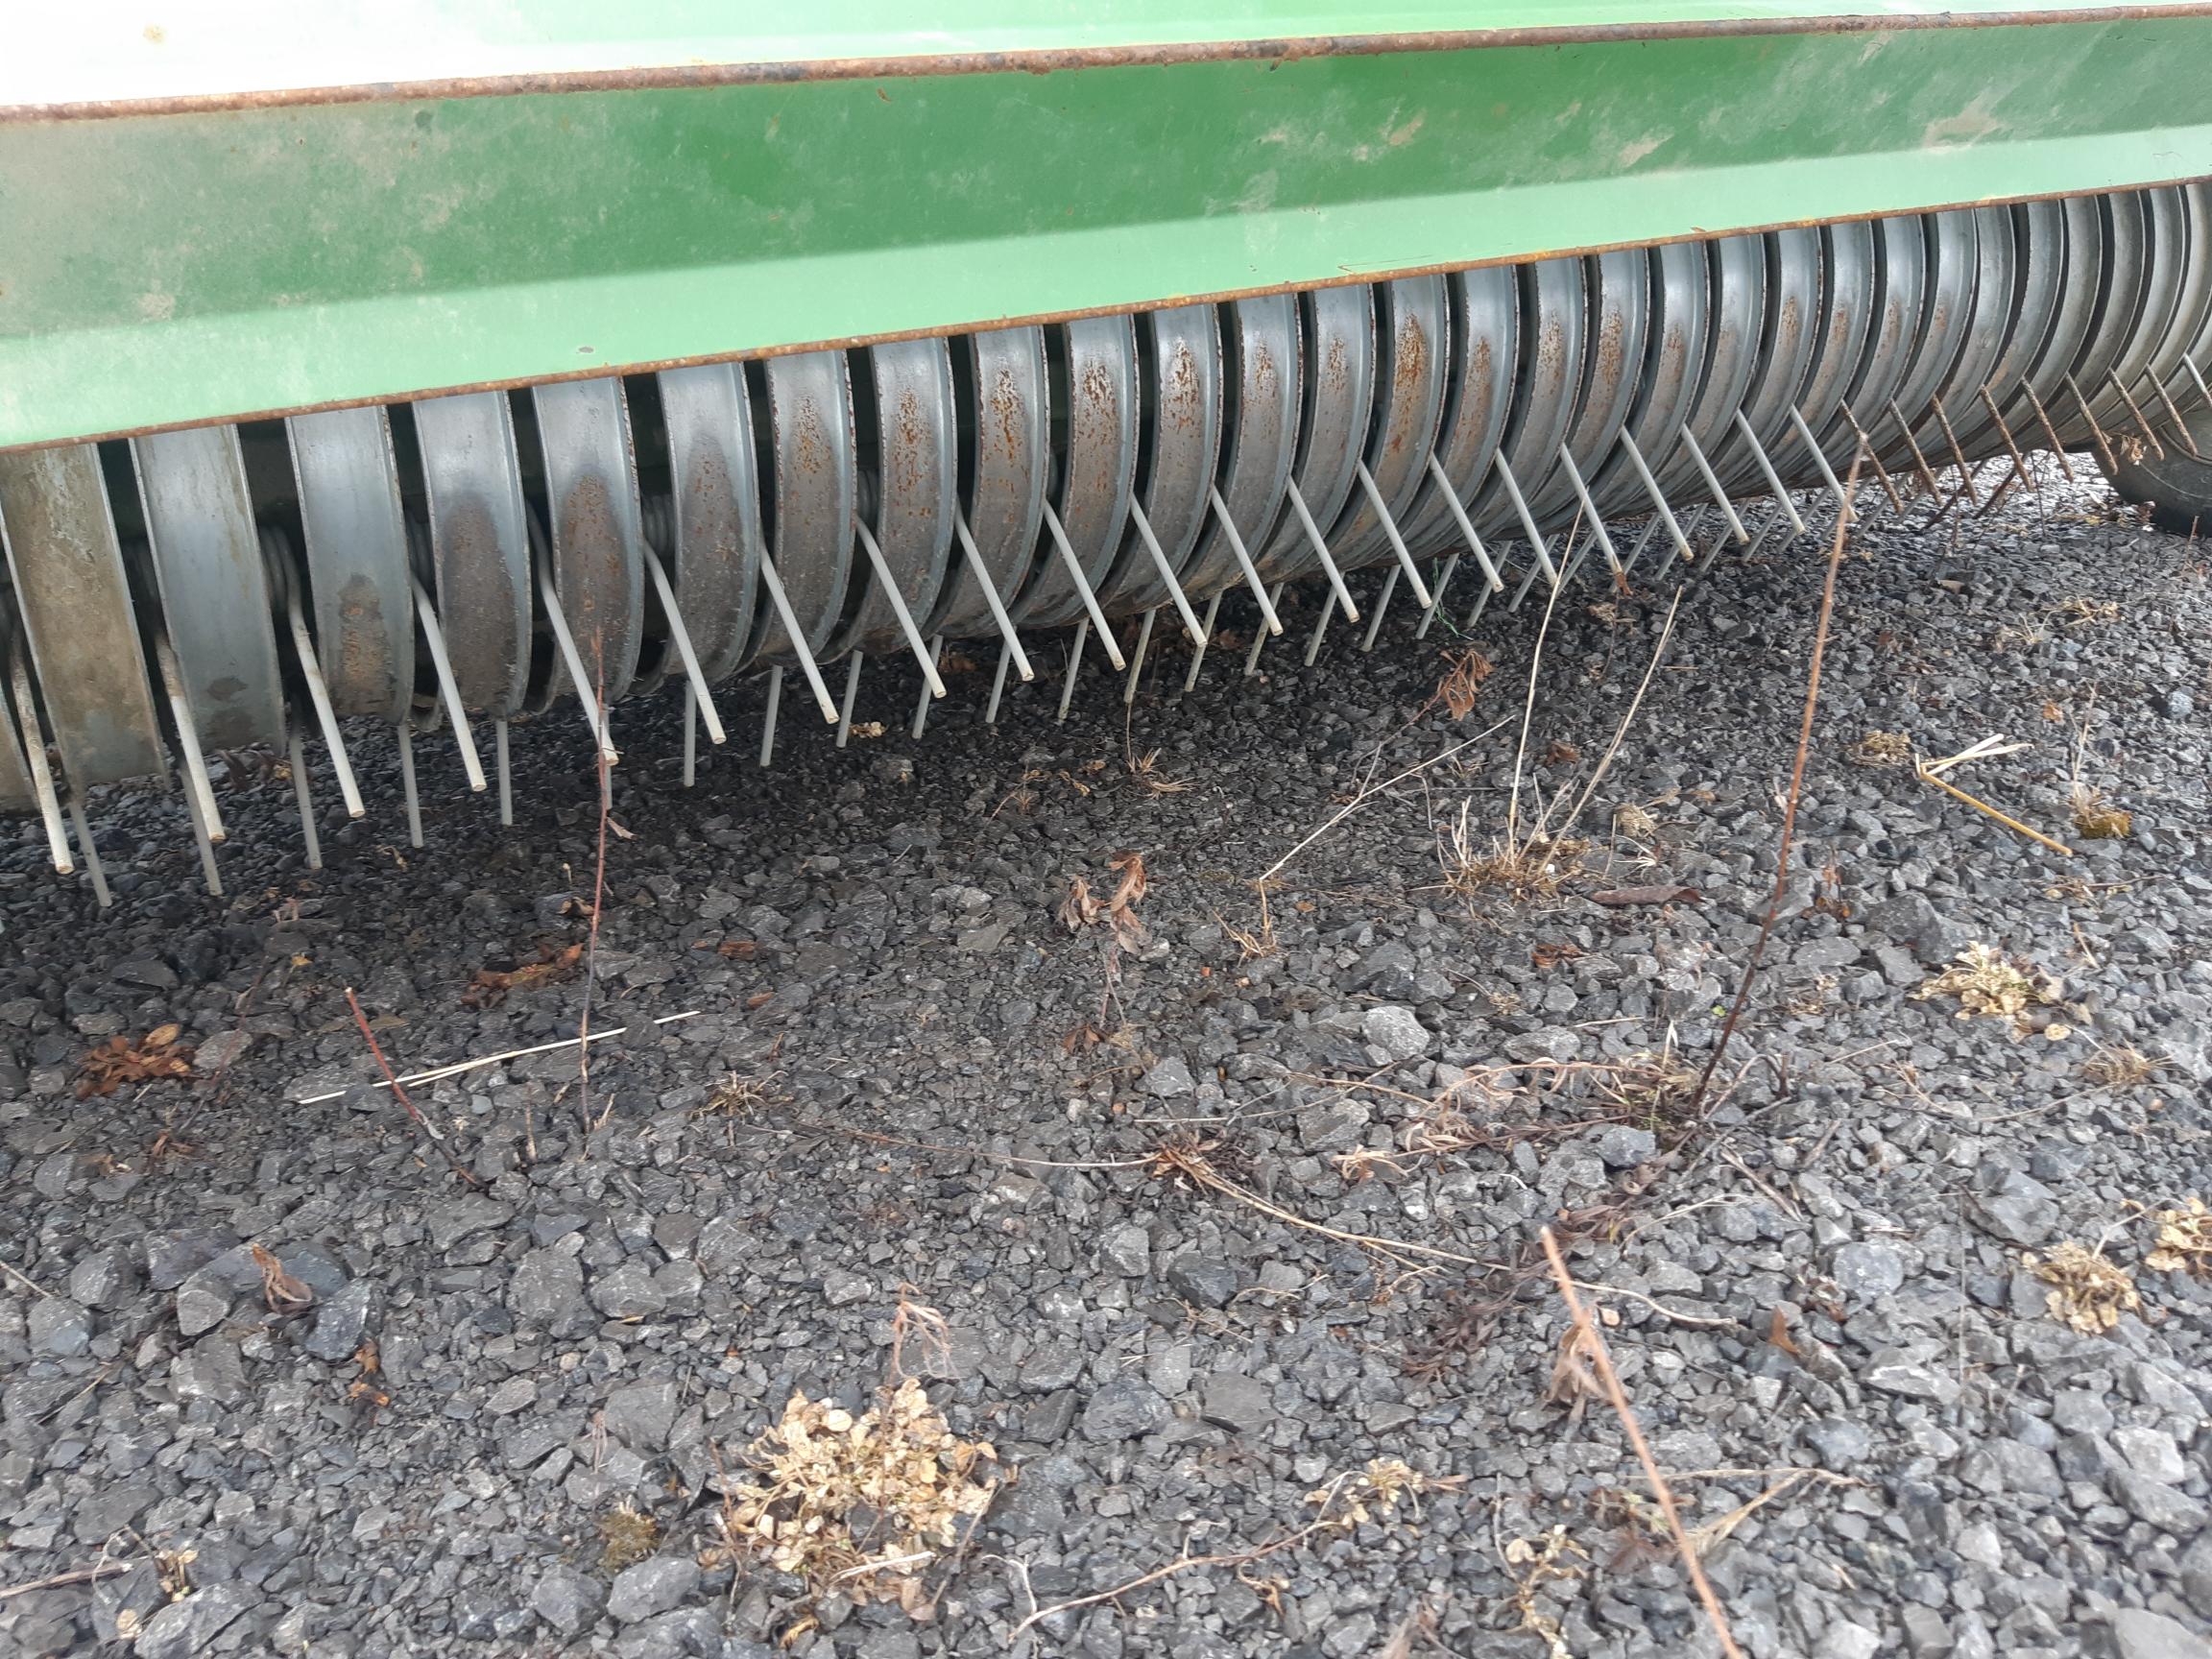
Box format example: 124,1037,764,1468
5,10,2212,449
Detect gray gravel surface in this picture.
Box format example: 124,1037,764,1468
3,469,2210,1659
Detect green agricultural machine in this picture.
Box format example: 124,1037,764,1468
5,3,2212,899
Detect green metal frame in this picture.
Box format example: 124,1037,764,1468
6,3,2212,450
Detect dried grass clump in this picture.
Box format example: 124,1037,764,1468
707,1378,998,1606
1912,944,2070,1039
1848,731,1914,768
2032,1241,2140,1334
1306,1456,1464,1531
598,1502,661,1571
2069,785,2134,841
2146,1198,2212,1276
2082,1044,2161,1091
77,1024,196,1098
1435,647,1497,721
1443,803,1589,902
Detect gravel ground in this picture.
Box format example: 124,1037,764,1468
3,466,2210,1659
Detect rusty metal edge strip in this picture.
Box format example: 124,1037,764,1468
8,176,2210,458
8,7,2212,123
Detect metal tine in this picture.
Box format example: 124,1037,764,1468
858,518,955,690
910,637,943,740
1247,584,1286,672
281,570,367,818
681,692,697,787
1126,500,1207,646
496,719,515,823
759,666,784,765
407,576,490,792
835,653,863,748
180,757,223,898
2015,380,2078,482
1555,444,1623,574
1927,395,1982,505
534,560,619,763
952,512,1035,681
640,542,728,745
1511,519,1581,611
1491,452,1562,586
1733,411,1808,538
1839,404,1909,511
152,632,228,845
1677,427,1749,542
65,796,111,908
1057,620,1088,723
1039,502,1124,671
1414,555,1457,639
1360,569,1399,652
1353,462,1434,610
2108,370,2166,460
2184,351,2212,416
1284,479,1360,623
1617,432,1695,559
2148,371,2204,459
1205,487,1284,634
5,654,72,874
1788,407,1856,520
1427,452,1506,592
288,733,322,869
1306,576,1340,665
1123,610,1158,705
1184,592,1225,689
1977,385,2036,494
1885,397,1944,500
755,554,842,723
2062,371,2121,476
985,642,1012,725
397,723,423,850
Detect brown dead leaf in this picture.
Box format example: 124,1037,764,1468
76,1026,197,1098
1436,647,1496,721
1590,884,1701,908
1767,1307,1800,1358
1107,852,1148,950
347,1337,391,1415
717,938,758,960
1531,941,1583,972
462,942,585,1008
1058,876,1102,931
2032,1241,2140,1334
251,1242,314,1315
1545,1320,1606,1425
1542,739,1582,766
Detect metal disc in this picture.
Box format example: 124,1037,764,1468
1527,248,1648,525
1718,228,1823,491
837,338,956,657
1877,209,1980,470
655,362,763,685
1914,205,2019,463
0,609,35,814
2007,196,2106,440
2176,181,2212,367
1257,284,1374,582
1470,255,1587,538
2091,186,2187,438
2056,191,2148,446
1016,317,1140,631
1100,304,1223,614
414,391,533,718
1816,213,1927,461
926,326,1048,635
132,424,287,752
0,444,166,788
530,378,646,703
2122,184,2212,419
1946,201,2062,457
1591,244,1709,517
1331,276,1450,568
1401,266,1519,556
1791,220,1879,461
1655,234,1767,498
288,406,414,724
753,350,856,663
1183,295,1300,599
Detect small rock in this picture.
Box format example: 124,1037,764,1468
486,1377,538,1415
1815,1623,1882,1659
1099,1225,1150,1277
1139,1055,1195,1097
302,1281,374,1361
1595,1124,1655,1169
589,1259,666,1320
512,1243,593,1336
1164,1254,1240,1310
605,1381,680,1450
1081,1377,1169,1441
606,1557,701,1623
1200,1374,1274,1434
132,1582,252,1659
172,1336,249,1407
1973,1168,2062,1248
531,1564,605,1636
1360,1005,1430,1064
68,1244,140,1310
1503,1026,1582,1065
1832,1240,1908,1301
193,1029,252,1072
1804,1419,1873,1469
29,1296,92,1358
2111,1468,2208,1534
2101,1608,2212,1659
174,1275,232,1339
2111,1425,2188,1484
822,1268,872,1308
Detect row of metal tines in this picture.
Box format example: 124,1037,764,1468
2,182,2208,903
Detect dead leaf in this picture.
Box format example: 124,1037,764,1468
251,1242,313,1315
1531,941,1583,972
76,1027,198,1098
1767,1306,1800,1357
717,938,758,960
1545,1321,1606,1424
1542,739,1582,766
462,942,586,1008
1590,884,1701,908
1058,877,1102,931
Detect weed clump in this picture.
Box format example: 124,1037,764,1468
1913,944,2069,1038
2032,1241,2140,1334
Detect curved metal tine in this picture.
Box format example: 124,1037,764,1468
1513,520,1582,610
1414,556,1458,639
1839,404,1909,511
753,556,839,725
2184,351,2212,413
1884,397,1944,500
1125,501,1207,646
1787,407,1856,520
951,512,1035,682
760,667,785,765
5,654,73,874
1615,433,1692,559
1184,593,1225,689
1555,445,1622,575
1123,610,1158,706
180,759,223,897
1427,453,1504,594
858,518,954,691
1619,513,1666,579
1352,462,1433,610
2016,381,2077,482
1057,620,1088,724
1360,569,1400,652
2148,372,2203,459
985,644,1014,725
1675,427,1748,542
1284,480,1360,624
397,724,423,849
1040,503,1124,671
2107,370,2165,459
835,654,863,748
1306,579,1339,665
65,796,110,908
1977,387,2035,494
681,695,696,789
2063,372,2121,475
910,637,944,740
281,571,366,819
639,542,727,745
1490,453,1561,587
1205,487,1284,634
1732,412,1808,538
1247,584,1286,672
496,720,514,824
1927,395,1984,502
407,576,490,792
152,632,227,845
288,733,322,870
534,560,620,763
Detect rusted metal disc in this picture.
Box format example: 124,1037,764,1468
1182,294,1300,600
752,350,856,664
1257,284,1373,582
288,405,414,724
836,338,956,657
1098,304,1222,614
926,326,1047,635
1331,275,1450,568
1401,265,1519,557
653,362,763,685
414,390,533,718
1015,316,1140,631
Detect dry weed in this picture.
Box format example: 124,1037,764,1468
1307,1457,1464,1530
2069,784,2133,840
598,1502,661,1571
462,942,585,1009
1503,1526,1589,1659
2082,1044,2161,1091
2032,1241,2141,1334
1434,646,1497,720
1912,944,2070,1039
2145,1198,2212,1276
77,1024,196,1098
1127,750,1191,795
1061,852,1149,950
2053,595,2123,627
1848,731,1914,768
1443,801,1590,902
